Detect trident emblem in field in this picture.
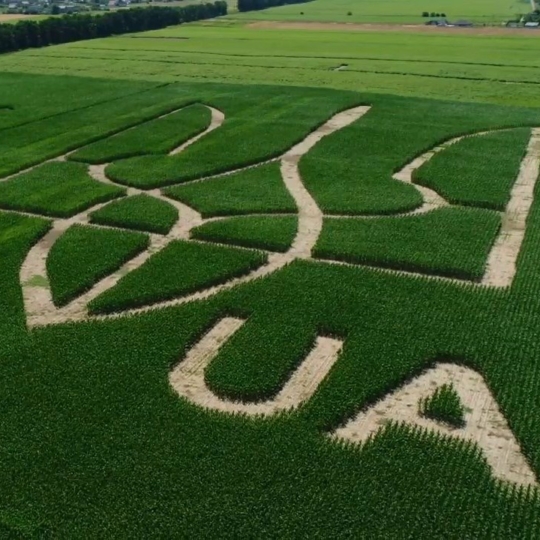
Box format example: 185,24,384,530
7,104,540,487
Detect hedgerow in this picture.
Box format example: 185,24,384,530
314,208,501,280
192,216,297,252
163,163,297,217
419,384,466,428
90,194,178,235
414,129,531,211
89,240,267,314
0,4,227,56
70,104,211,164
0,161,124,218
47,224,149,307
237,0,311,13
105,88,362,188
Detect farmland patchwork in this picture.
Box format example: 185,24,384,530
3,73,540,536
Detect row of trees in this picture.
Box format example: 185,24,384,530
237,0,310,13
0,3,227,54
421,11,447,17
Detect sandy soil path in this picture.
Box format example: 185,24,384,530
332,362,537,486
23,105,371,326
483,128,540,287
169,317,343,415
247,21,540,37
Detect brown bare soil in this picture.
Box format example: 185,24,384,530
248,21,540,37
0,14,43,22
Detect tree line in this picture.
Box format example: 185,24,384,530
237,0,310,13
0,3,227,54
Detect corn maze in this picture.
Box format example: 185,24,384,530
3,74,540,537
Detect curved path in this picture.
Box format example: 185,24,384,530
21,105,371,326
11,106,540,327
331,362,537,487
169,317,343,416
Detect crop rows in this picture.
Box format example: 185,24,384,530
300,96,540,215
71,104,211,164
89,240,267,314
3,77,540,536
192,216,298,253
164,163,297,217
105,88,361,188
0,80,205,178
90,194,178,235
419,383,466,428
314,208,501,280
0,162,124,218
415,128,531,211
47,224,149,307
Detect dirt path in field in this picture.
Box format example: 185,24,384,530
22,105,371,326
169,107,224,155
483,128,540,287
248,21,540,37
12,102,540,327
332,362,537,486
169,316,343,415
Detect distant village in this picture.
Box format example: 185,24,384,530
0,0,148,15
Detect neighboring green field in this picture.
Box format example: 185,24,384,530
1,22,540,107
2,47,540,539
228,0,526,24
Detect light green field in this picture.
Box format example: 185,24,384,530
229,0,530,24
1,21,539,107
